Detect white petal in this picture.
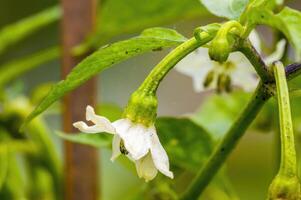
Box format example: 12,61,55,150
111,135,121,161
73,121,108,134
249,30,262,54
191,76,204,92
232,71,258,92
85,105,116,134
149,127,173,179
175,47,215,92
264,39,286,66
113,119,149,160
135,153,158,182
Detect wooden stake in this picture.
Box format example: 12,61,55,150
61,0,99,199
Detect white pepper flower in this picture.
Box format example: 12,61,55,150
175,31,286,93
73,105,173,182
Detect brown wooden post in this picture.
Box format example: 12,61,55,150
61,0,99,199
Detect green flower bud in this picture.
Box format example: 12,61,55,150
123,90,158,126
268,175,301,200
209,37,230,63
203,70,215,88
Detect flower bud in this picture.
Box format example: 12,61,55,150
268,175,301,200
123,90,158,126
209,37,230,63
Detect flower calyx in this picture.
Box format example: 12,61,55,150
123,90,158,127
268,175,301,200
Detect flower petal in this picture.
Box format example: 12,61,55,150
149,127,173,179
114,120,150,160
111,135,121,161
85,105,116,134
249,30,262,54
73,121,107,133
135,153,158,182
175,47,215,93
264,39,286,66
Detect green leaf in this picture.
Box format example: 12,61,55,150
96,104,123,122
96,0,208,42
0,47,59,88
0,145,8,190
272,8,301,61
191,92,250,140
0,6,60,55
156,117,214,172
241,4,301,61
0,141,37,154
56,131,112,148
200,0,249,19
23,28,186,126
140,27,187,42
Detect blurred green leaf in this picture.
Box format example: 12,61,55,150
0,47,59,88
30,83,55,105
24,28,186,125
0,155,26,199
0,145,8,190
200,0,249,19
3,96,62,198
0,6,60,55
156,117,213,172
191,92,250,140
57,131,112,148
0,140,37,154
96,0,208,42
96,103,123,122
192,92,276,139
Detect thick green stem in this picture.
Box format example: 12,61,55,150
139,32,214,95
273,62,297,177
180,83,272,200
239,39,273,82
267,62,300,200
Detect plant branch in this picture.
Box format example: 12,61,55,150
273,62,297,176
180,82,271,200
239,39,273,82
180,62,301,200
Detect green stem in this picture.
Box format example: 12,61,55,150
139,32,214,95
216,20,244,37
180,82,272,200
273,62,297,177
239,39,273,82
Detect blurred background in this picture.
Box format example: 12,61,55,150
1,0,301,200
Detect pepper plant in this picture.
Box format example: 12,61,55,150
1,0,301,199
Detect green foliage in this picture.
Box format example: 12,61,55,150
57,132,112,148
96,0,207,42
241,1,301,61
96,103,123,122
0,6,60,55
0,47,59,88
2,96,62,199
156,117,213,172
0,145,8,190
270,8,301,61
192,92,251,139
23,28,186,125
200,0,249,20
